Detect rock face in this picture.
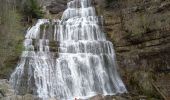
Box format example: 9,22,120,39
46,0,67,14
0,79,54,100
0,79,36,100
0,79,127,100
102,1,170,69
37,0,67,18
41,0,170,98
100,0,170,98
103,0,170,71
1,0,169,99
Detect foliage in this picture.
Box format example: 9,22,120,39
22,0,44,19
107,0,115,3
106,0,118,5
0,0,44,78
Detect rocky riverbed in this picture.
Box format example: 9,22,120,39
0,79,128,100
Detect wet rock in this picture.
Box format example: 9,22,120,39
90,95,104,100
0,0,169,99
47,3,66,14
90,95,128,100
0,79,15,97
46,0,67,14
1,95,38,100
0,79,39,100
113,96,128,100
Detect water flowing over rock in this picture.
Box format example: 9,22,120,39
10,0,127,99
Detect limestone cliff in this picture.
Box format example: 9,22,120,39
100,0,170,99
0,0,169,99
40,0,170,99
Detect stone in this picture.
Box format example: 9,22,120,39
46,0,67,14
0,0,169,100
90,95,104,100
0,79,15,96
114,96,128,100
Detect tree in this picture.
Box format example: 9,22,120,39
22,0,44,21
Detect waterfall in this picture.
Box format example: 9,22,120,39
10,0,127,99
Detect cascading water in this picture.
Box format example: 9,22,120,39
10,0,127,99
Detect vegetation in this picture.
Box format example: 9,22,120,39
0,0,44,78
106,0,118,7
21,0,44,20
0,0,22,78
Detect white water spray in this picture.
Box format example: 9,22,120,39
10,0,127,99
